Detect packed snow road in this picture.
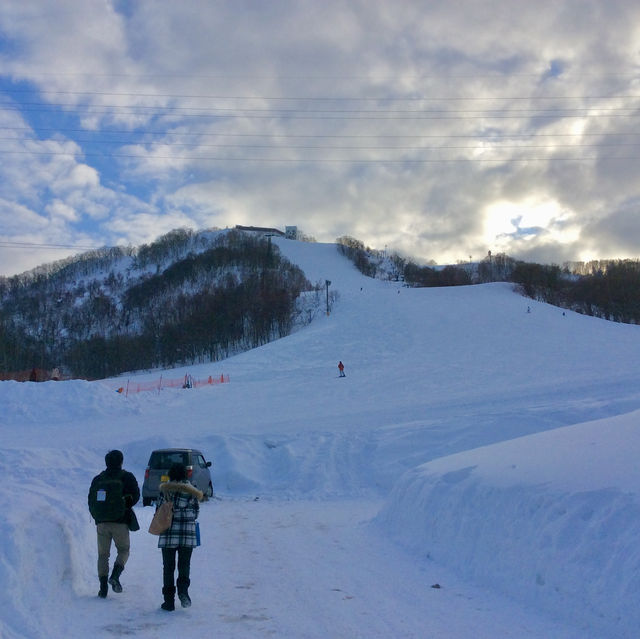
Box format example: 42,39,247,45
26,498,595,639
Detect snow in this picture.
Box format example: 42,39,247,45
1,238,640,637
377,413,640,638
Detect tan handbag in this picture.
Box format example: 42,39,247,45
148,500,173,535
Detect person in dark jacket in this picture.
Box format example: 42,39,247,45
156,462,204,611
88,449,140,598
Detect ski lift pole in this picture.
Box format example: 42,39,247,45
325,279,331,316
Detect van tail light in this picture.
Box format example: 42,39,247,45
144,468,150,480
187,466,193,478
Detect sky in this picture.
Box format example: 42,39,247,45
1,0,640,276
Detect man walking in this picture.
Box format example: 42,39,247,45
88,450,140,598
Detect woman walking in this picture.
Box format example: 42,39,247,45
156,462,204,610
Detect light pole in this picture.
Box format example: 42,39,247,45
325,280,331,316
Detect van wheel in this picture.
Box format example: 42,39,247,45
142,497,152,507
207,482,214,498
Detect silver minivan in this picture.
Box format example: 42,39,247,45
142,448,213,506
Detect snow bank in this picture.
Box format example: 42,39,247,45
375,411,640,637
0,446,98,638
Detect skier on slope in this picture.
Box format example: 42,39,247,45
338,361,346,377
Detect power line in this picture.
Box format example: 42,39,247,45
1,134,639,152
7,70,640,80
0,148,636,164
2,101,639,119
1,124,638,139
0,240,102,250
4,88,640,102
1,87,638,164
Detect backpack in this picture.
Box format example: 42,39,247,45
89,471,126,522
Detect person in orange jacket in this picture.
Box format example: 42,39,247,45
338,361,345,377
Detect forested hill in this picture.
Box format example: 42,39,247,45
0,229,316,379
4,226,640,381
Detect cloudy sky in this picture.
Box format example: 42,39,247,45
1,0,639,276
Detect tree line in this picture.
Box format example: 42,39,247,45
0,230,312,379
507,258,640,323
336,236,640,325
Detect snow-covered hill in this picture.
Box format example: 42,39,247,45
0,229,321,381
1,238,639,638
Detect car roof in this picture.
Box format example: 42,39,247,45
150,448,203,454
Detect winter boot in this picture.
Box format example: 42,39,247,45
177,579,191,608
98,576,109,598
108,563,124,593
161,586,176,611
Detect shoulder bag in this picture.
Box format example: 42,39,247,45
148,500,173,535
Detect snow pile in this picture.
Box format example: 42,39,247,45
376,412,640,637
0,446,98,638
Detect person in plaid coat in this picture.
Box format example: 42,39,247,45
156,462,204,611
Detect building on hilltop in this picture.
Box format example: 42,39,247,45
235,225,285,238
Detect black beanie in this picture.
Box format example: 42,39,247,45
105,449,124,469
168,462,187,481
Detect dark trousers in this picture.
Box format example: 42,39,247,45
162,547,193,590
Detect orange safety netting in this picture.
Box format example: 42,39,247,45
117,373,229,395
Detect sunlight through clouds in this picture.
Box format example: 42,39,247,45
485,198,579,252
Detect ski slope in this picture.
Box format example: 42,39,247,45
1,238,639,638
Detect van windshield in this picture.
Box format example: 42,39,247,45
148,451,189,469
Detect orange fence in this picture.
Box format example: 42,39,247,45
117,373,229,396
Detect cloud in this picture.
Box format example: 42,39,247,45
0,197,86,275
1,0,640,275
581,200,640,259
45,199,78,222
0,103,157,274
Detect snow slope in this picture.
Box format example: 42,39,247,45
1,238,639,638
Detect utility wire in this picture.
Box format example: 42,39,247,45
2,101,639,118
0,148,636,163
1,125,637,139
0,240,101,250
6,70,640,79
1,134,639,151
4,88,640,101
2,92,640,120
